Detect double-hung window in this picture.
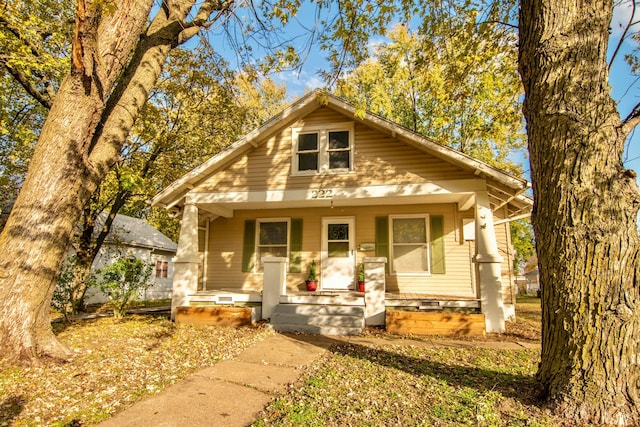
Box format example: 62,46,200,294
292,123,354,175
256,219,290,272
155,261,168,278
389,214,430,275
296,133,319,172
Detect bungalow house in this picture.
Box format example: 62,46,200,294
151,90,532,334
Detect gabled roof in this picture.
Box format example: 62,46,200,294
98,214,177,252
152,89,530,213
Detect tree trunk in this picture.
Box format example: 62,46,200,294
0,0,154,364
0,0,229,365
0,74,117,362
519,0,640,424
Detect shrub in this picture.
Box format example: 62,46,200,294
97,258,153,317
52,256,96,320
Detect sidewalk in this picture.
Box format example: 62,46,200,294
98,332,540,427
98,333,335,427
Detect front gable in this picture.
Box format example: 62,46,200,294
194,106,478,195
153,90,530,221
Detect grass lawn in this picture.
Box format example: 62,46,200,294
254,296,550,426
1,296,544,426
0,314,273,426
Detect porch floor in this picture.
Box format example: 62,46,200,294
189,289,480,309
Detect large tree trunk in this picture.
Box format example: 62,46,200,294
519,0,640,424
0,0,153,364
0,0,227,365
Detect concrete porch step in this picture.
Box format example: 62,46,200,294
270,323,364,336
280,293,365,306
274,304,365,316
269,303,365,336
272,313,363,327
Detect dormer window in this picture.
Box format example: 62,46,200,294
292,123,354,175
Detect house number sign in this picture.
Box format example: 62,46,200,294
310,189,334,199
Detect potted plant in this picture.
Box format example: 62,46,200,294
357,262,365,292
306,260,318,291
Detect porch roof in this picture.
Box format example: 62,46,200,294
183,180,531,222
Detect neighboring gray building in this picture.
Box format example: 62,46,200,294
84,214,178,304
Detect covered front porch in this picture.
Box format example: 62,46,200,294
174,257,487,336
168,180,523,334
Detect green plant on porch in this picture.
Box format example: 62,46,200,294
306,260,318,291
357,262,365,292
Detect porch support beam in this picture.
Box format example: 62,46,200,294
457,194,475,211
364,257,387,325
171,202,201,320
185,179,488,205
474,190,505,333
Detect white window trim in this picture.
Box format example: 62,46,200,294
389,214,432,276
255,218,291,273
291,122,355,176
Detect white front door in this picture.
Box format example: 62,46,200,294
321,217,355,290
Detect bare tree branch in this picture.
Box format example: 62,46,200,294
609,0,637,71
2,61,52,109
622,101,640,137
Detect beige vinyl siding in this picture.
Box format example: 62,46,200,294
205,203,475,296
196,107,477,193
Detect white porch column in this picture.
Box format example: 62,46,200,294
474,191,505,333
261,257,288,320
363,257,387,326
171,203,200,320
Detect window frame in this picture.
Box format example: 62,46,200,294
389,214,432,276
291,122,355,176
155,260,169,279
255,218,291,273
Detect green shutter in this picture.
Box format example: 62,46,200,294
375,216,390,273
430,215,446,274
242,220,256,273
289,218,303,273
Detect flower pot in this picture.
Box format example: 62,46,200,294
357,281,365,292
306,280,318,291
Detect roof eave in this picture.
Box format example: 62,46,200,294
151,90,325,208
323,95,529,192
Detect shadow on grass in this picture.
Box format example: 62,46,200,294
51,310,170,334
289,334,540,406
0,395,26,425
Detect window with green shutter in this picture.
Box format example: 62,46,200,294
375,216,390,273
242,218,300,273
430,215,446,274
242,220,256,273
385,214,446,275
289,219,303,273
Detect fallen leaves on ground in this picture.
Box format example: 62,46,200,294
254,343,557,426
0,314,273,426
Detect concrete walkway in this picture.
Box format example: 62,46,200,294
98,333,540,427
98,333,335,427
